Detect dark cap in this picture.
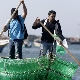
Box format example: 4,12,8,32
11,8,18,15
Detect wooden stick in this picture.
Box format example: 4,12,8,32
0,2,22,35
40,22,80,65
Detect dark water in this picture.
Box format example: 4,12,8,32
0,43,80,80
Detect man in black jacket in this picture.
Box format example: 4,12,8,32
32,10,64,56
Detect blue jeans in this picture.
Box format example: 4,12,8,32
9,39,23,59
40,41,56,56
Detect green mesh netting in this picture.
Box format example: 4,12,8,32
56,45,66,55
0,56,78,80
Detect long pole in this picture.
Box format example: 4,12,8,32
40,22,80,65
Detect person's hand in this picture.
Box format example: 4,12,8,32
59,41,62,45
35,17,40,23
33,17,40,26
0,31,3,37
20,0,24,4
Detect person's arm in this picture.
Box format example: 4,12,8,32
2,24,10,32
57,22,65,41
2,25,7,32
21,0,27,19
32,18,45,29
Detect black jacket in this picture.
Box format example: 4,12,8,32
32,19,64,43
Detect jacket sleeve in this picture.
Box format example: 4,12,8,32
57,22,65,41
32,19,45,29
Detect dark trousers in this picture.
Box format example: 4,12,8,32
9,39,23,59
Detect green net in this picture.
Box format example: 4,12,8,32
56,45,66,55
52,34,66,55
0,56,78,80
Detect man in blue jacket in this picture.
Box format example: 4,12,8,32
2,0,27,59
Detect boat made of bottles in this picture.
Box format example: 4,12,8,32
0,56,78,80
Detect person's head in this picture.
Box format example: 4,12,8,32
48,10,56,22
11,8,18,19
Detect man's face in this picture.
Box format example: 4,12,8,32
48,13,56,21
